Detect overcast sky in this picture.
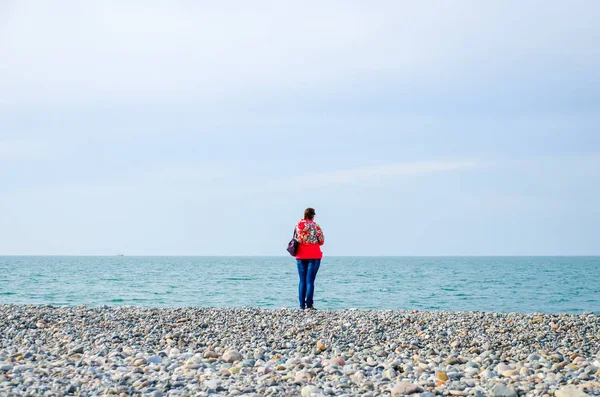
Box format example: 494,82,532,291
1,1,599,255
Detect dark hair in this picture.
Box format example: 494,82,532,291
304,208,316,220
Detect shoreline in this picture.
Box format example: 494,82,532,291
2,303,598,316
1,305,598,396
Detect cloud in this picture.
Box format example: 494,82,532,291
0,2,598,106
0,139,49,159
48,164,233,196
269,160,476,190
63,160,477,194
138,165,231,185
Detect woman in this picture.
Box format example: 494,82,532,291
295,208,325,310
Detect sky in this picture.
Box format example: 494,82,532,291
1,1,599,256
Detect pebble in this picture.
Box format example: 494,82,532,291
491,384,517,397
497,363,512,372
0,305,597,396
301,385,320,396
480,370,498,380
222,349,242,363
330,356,345,366
204,379,220,389
556,386,589,397
392,382,422,396
382,368,396,380
203,350,219,359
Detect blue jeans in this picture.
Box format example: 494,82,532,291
296,259,321,309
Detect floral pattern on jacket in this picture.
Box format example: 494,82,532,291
296,219,325,245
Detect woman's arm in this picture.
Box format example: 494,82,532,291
316,225,325,245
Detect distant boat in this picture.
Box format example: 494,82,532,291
116,254,124,256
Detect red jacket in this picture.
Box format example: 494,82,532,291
295,219,325,260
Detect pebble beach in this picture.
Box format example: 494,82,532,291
0,305,598,397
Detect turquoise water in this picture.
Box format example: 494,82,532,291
0,256,598,313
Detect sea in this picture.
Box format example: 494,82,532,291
0,256,598,314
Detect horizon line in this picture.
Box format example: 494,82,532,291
1,254,599,258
